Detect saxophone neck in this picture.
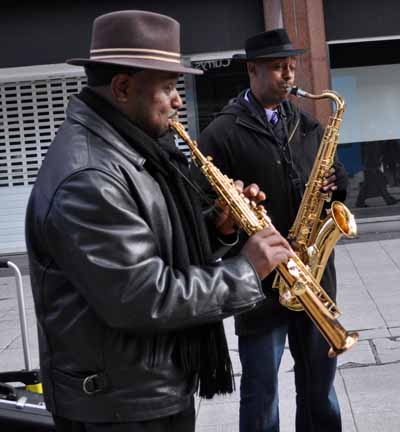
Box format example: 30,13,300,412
289,86,345,113
170,120,208,167
170,120,194,149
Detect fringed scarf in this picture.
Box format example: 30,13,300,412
78,87,234,398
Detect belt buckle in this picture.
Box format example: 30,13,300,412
83,373,106,395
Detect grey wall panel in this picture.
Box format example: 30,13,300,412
323,0,400,41
0,0,264,68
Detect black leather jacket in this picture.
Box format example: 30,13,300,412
25,96,264,422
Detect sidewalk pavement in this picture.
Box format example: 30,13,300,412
1,237,399,431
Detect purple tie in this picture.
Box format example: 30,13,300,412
270,111,279,126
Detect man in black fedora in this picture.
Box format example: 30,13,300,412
198,29,348,431
25,11,294,432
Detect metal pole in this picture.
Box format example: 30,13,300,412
6,261,32,370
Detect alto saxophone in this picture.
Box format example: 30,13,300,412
273,87,357,312
171,120,358,357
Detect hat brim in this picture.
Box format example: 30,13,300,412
67,57,203,75
233,48,306,61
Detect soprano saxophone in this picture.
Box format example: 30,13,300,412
171,120,358,357
273,87,357,312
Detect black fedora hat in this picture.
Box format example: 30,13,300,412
233,28,306,61
67,10,202,75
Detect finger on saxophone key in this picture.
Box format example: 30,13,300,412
240,181,267,203
214,181,267,236
322,167,337,192
241,227,294,280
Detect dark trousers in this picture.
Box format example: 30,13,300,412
238,312,341,432
53,404,195,432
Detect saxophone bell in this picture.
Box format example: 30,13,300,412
308,201,357,284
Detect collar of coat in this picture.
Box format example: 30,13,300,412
218,90,320,138
66,95,147,170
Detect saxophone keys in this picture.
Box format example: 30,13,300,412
292,281,306,296
287,259,301,280
300,227,310,236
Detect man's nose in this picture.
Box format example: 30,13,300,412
283,66,294,80
171,90,182,109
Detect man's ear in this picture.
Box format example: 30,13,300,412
110,74,133,103
247,61,257,77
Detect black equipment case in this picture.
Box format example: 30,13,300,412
0,259,55,431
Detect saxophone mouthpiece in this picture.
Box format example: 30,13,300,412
168,110,179,120
289,86,307,98
168,112,180,131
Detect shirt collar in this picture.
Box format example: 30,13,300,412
244,89,278,122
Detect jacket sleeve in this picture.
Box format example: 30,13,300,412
45,169,264,333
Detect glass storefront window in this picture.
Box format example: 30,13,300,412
330,39,400,217
192,58,248,132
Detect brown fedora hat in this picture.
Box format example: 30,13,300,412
233,28,306,61
67,10,202,75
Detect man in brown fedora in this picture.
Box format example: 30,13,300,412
25,11,293,432
199,29,349,431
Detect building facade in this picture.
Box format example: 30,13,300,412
0,0,399,253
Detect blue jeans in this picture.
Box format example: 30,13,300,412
238,312,341,432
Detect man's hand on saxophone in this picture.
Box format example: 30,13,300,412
241,226,294,280
214,180,266,235
212,179,294,280
322,166,338,192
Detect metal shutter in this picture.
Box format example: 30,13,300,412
0,65,87,253
0,65,189,254
174,77,191,158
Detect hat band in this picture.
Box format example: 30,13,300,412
91,47,180,58
90,54,181,63
247,43,294,58
90,48,181,64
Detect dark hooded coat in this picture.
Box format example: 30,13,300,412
198,91,349,334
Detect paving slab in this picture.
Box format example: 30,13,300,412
337,288,387,334
373,337,400,364
341,364,400,431
0,326,20,350
196,377,241,431
223,317,238,351
356,327,391,340
390,326,400,337
345,240,400,267
379,239,400,268
337,340,376,368
0,348,30,372
276,359,296,432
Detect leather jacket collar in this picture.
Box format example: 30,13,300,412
67,96,146,170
